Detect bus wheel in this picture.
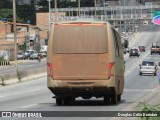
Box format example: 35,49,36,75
56,98,62,105
63,98,69,105
111,94,117,105
117,95,121,102
70,97,75,103
104,95,110,105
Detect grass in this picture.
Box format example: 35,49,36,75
0,76,5,86
135,101,160,120
17,71,23,82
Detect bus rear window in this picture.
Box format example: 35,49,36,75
53,25,108,54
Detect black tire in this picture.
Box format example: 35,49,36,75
117,95,121,102
63,98,69,105
139,72,142,76
154,73,157,76
56,98,62,106
104,95,110,105
110,94,117,105
70,97,75,102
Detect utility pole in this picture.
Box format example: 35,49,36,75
48,0,51,30
13,0,18,74
55,0,57,22
94,0,97,16
78,0,80,17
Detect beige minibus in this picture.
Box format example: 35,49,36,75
47,21,125,105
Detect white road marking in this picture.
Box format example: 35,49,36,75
124,88,155,92
125,52,150,76
21,104,37,109
30,89,41,92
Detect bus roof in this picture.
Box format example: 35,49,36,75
54,21,109,25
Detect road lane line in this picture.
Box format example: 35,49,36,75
124,89,155,92
30,89,41,92
125,52,150,76
21,104,37,109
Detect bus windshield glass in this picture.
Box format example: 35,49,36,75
53,24,108,54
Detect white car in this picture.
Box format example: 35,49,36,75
139,61,158,76
25,50,35,59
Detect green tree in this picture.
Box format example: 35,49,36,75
37,0,49,12
0,8,13,21
0,0,12,8
17,0,36,24
37,0,94,11
0,8,24,23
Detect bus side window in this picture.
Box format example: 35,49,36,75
116,32,123,58
112,29,120,56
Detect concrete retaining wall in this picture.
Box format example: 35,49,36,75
0,67,47,85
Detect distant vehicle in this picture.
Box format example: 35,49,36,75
126,48,130,53
17,52,25,60
29,52,38,60
25,50,35,59
40,45,48,53
39,51,47,57
150,43,160,55
39,46,47,57
123,48,127,54
139,61,158,76
1,18,8,22
129,48,140,57
47,21,125,105
139,46,145,52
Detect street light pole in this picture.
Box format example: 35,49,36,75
78,0,80,17
55,0,57,22
48,0,51,30
94,0,97,16
13,0,18,74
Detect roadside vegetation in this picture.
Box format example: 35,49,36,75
0,56,4,62
17,71,23,82
136,101,160,120
0,76,5,86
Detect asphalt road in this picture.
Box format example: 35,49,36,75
0,25,160,120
